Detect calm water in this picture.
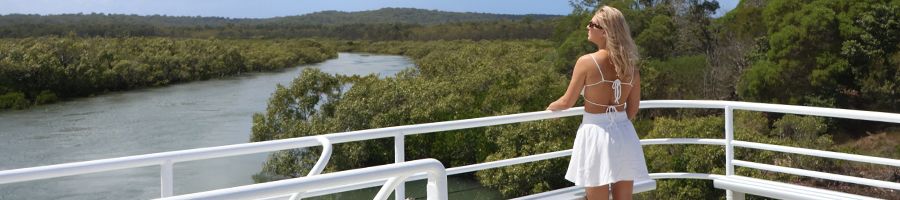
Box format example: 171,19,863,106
0,53,500,199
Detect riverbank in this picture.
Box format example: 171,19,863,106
0,53,417,199
0,37,337,110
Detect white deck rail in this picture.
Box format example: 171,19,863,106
0,100,898,199
155,159,447,200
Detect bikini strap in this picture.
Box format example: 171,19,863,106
588,54,606,82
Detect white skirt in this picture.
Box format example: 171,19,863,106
565,111,651,187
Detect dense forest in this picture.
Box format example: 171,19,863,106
248,0,899,199
0,8,560,40
0,0,897,199
0,8,558,109
0,37,336,109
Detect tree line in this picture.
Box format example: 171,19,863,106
0,8,560,41
556,0,898,130
0,37,336,109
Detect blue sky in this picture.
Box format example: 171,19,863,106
0,0,739,18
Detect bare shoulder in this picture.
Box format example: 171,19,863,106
572,54,595,72
575,54,593,64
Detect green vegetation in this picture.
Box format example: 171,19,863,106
250,1,898,199
736,0,900,113
0,37,336,109
250,41,574,191
266,8,559,25
0,0,896,199
0,92,28,109
0,8,559,40
639,111,837,200
33,90,58,105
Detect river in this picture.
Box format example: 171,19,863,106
0,53,502,199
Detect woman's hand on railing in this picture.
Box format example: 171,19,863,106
546,100,570,111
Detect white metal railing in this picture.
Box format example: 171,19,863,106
156,159,447,200
287,136,332,200
0,100,898,199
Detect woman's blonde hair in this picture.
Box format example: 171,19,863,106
592,6,639,80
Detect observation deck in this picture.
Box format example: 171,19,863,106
1,100,897,200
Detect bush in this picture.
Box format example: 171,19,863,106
34,90,59,105
771,114,828,140
642,55,709,100
0,92,29,109
641,116,726,200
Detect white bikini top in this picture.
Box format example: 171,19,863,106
580,54,634,113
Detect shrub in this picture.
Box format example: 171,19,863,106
34,90,59,105
0,92,29,109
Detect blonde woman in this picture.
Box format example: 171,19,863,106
546,6,650,200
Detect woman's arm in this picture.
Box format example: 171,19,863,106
546,55,590,111
626,70,641,120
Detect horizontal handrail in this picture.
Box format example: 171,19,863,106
733,140,900,167
274,136,900,198
640,138,725,146
0,107,588,185
641,100,900,123
649,172,725,180
1,100,898,199
0,136,326,184
0,110,587,185
290,150,576,198
446,150,572,175
2,101,896,184
294,139,731,198
733,160,900,190
156,159,448,200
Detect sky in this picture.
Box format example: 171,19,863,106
0,0,740,18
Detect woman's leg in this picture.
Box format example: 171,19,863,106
585,185,610,200
611,180,634,200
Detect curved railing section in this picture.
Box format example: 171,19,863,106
156,159,447,200
0,100,897,199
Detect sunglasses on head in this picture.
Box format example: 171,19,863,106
588,21,603,29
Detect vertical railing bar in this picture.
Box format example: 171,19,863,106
375,175,410,200
289,136,333,200
287,191,305,200
394,132,406,200
307,136,332,176
160,160,174,198
426,163,449,200
724,106,737,200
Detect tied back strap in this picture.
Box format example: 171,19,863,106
605,104,629,127
606,106,618,127
611,79,622,104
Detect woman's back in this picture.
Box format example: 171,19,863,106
581,51,637,114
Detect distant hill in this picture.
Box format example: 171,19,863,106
0,8,562,39
263,7,561,25
0,7,561,27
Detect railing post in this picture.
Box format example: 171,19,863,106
307,136,333,176
394,133,406,200
426,162,449,200
161,160,174,198
724,106,743,200
287,136,334,200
